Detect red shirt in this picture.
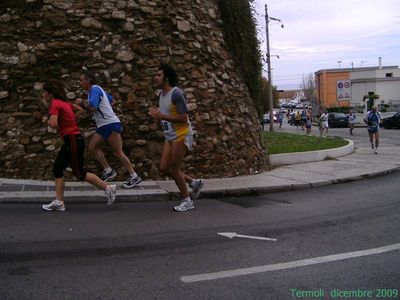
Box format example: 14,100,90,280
48,99,80,137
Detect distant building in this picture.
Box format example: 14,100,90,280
314,68,350,110
276,89,297,101
315,59,400,112
351,65,400,112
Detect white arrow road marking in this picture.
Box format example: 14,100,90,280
218,232,277,242
181,242,400,283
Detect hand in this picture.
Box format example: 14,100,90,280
149,123,159,131
75,98,83,106
149,107,162,119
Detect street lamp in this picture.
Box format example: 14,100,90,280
337,60,342,68
265,4,283,132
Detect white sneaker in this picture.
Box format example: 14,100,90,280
174,198,194,212
190,179,204,199
105,184,117,205
42,200,65,212
374,149,378,154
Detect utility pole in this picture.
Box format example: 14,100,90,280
265,4,274,132
265,4,283,132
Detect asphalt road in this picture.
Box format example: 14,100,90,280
1,171,400,300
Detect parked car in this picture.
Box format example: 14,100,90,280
328,112,349,128
381,112,400,129
263,112,277,123
280,103,291,108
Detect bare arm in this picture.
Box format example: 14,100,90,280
148,107,188,124
48,115,58,128
76,98,97,112
72,103,85,119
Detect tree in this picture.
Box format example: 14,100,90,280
300,73,315,101
259,77,278,115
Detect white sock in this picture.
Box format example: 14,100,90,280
183,196,191,202
105,167,112,173
54,199,63,205
190,179,197,188
130,172,138,178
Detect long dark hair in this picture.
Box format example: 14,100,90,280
43,79,67,101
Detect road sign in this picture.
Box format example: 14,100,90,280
337,80,351,101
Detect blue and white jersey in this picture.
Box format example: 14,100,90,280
365,110,382,131
87,85,120,128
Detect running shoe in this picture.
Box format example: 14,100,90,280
42,200,65,212
174,198,194,212
101,169,117,182
105,184,117,205
122,175,142,188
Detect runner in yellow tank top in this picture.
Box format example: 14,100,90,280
149,64,203,212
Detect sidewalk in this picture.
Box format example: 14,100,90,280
1,145,399,203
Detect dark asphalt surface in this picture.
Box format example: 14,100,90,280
1,173,400,300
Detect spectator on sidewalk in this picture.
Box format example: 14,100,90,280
364,106,382,154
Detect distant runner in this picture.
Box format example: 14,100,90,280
348,110,357,135
364,106,382,154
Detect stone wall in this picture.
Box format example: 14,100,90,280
0,0,267,180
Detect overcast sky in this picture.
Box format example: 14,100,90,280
252,0,400,90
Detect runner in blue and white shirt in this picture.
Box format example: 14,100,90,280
364,106,382,154
78,70,141,188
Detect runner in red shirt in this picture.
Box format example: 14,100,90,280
41,79,117,211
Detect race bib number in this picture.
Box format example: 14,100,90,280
161,121,169,132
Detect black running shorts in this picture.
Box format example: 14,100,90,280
52,134,87,180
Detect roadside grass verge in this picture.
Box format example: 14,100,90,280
263,132,349,155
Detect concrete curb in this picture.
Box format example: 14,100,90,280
269,139,354,166
169,166,400,200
